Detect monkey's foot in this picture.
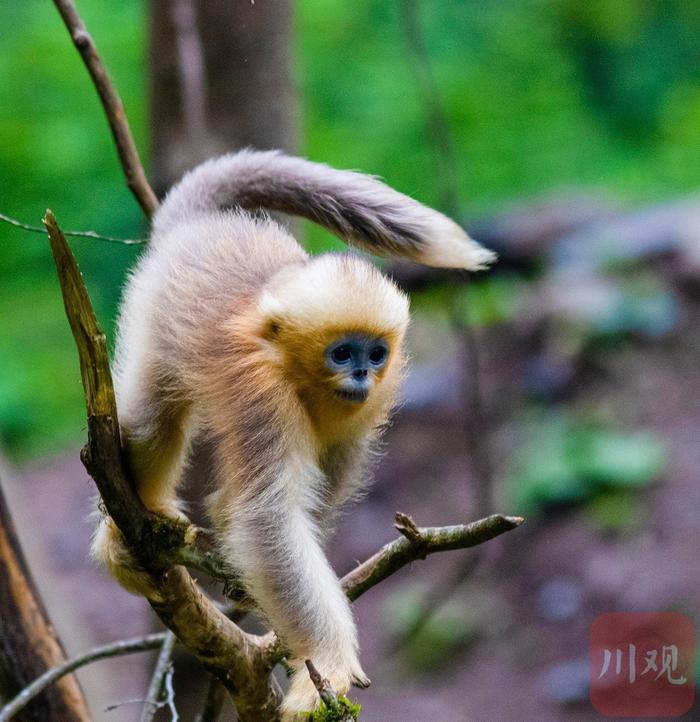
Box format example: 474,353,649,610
91,516,164,601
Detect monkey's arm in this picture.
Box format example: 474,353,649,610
219,462,367,716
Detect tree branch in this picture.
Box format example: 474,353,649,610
43,209,221,576
341,513,523,602
2,435,520,722
0,634,168,722
51,0,158,217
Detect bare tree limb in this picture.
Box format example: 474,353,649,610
0,634,167,722
139,631,177,722
51,0,158,217
341,513,523,602
43,209,224,582
0,506,523,722
148,567,283,721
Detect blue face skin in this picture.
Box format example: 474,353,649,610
325,334,390,403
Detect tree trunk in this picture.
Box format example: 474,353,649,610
0,477,90,721
149,0,296,193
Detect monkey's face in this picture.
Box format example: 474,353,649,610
257,254,408,413
324,333,390,404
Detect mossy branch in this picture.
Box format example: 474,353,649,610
305,661,360,722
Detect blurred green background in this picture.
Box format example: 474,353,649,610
3,4,700,718
1,0,700,459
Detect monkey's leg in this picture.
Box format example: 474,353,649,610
121,396,193,518
92,383,192,598
219,469,369,718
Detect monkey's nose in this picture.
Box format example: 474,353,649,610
352,368,368,380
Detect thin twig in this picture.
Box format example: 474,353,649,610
139,631,177,722
0,212,144,245
0,634,169,722
51,0,158,217
394,511,424,547
104,662,177,719
162,663,179,721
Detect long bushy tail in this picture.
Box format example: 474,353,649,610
152,149,495,270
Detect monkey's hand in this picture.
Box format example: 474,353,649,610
281,659,369,721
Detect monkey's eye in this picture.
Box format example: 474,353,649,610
369,346,387,365
331,345,352,364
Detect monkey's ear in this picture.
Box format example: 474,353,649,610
258,318,285,365
260,318,281,342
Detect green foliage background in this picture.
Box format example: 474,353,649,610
1,0,700,458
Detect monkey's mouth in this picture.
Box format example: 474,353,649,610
335,388,369,403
